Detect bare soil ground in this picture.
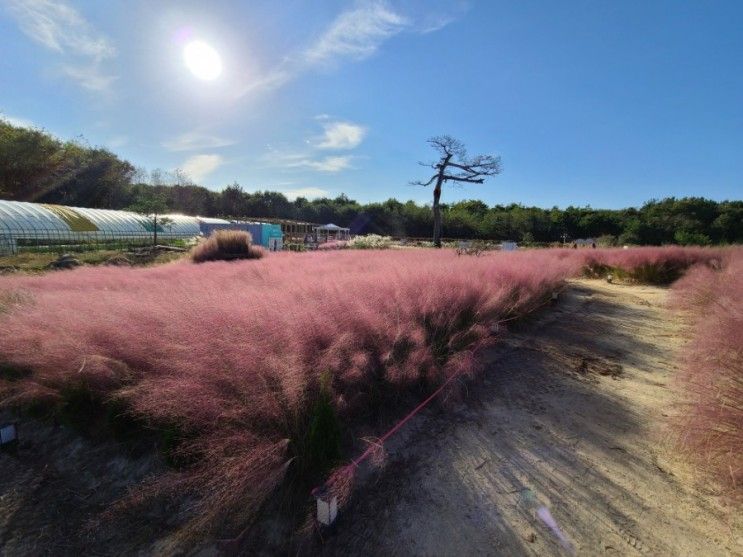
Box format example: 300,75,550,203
0,414,187,555
319,280,742,556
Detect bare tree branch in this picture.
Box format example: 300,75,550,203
443,175,485,184
411,174,438,187
446,158,501,175
413,135,501,247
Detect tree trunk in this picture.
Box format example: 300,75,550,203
153,214,158,246
432,176,444,248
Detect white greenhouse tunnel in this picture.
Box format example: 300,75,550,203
0,200,229,255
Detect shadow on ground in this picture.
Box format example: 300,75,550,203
316,282,734,556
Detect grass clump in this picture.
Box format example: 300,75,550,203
670,248,743,502
579,246,724,285
190,230,265,263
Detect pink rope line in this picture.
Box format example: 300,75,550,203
349,366,465,469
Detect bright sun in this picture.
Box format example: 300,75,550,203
183,41,222,80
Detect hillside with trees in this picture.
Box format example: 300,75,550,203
1,119,741,245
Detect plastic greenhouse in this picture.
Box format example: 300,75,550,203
0,200,283,255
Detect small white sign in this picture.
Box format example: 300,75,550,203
316,493,338,526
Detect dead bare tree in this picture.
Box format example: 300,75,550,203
413,136,501,247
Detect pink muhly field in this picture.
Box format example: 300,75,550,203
0,249,580,532
578,245,724,284
670,248,743,501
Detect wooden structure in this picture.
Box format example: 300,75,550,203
243,217,318,243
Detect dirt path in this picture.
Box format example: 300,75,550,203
320,280,742,556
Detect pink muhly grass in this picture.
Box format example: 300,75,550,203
670,248,743,501
0,249,581,531
190,230,265,263
577,245,725,284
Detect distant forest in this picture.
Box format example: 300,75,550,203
1,120,741,245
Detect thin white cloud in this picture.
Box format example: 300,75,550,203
259,150,311,167
5,0,117,93
1,115,35,128
280,187,331,200
105,135,128,149
418,14,458,34
304,2,408,65
181,154,224,182
260,150,354,173
237,1,462,98
163,132,236,152
303,156,353,172
60,64,117,92
236,67,293,96
316,121,366,150
6,0,115,59
259,117,364,174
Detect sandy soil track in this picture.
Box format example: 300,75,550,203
320,280,742,556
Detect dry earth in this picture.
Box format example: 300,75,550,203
319,280,742,557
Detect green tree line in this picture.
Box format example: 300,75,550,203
1,119,741,244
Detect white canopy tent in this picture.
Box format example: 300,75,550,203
315,223,350,242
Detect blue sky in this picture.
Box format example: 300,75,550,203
1,0,741,208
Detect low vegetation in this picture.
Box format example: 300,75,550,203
579,246,724,285
0,248,185,273
0,249,579,533
0,244,739,539
190,230,264,263
670,248,743,500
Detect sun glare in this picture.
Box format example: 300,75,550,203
183,41,222,80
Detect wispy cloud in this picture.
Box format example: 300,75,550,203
316,121,367,150
237,1,463,97
418,13,458,34
60,64,117,92
304,2,408,65
5,0,117,93
1,114,35,129
105,135,128,149
181,154,224,182
280,187,331,200
261,118,364,174
236,68,293,96
260,150,354,174
163,132,236,152
302,156,354,172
